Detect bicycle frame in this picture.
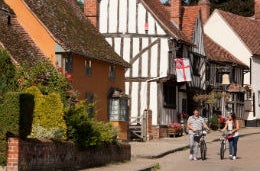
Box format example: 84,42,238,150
219,132,228,160
194,130,207,160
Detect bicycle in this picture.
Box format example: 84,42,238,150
194,129,207,160
219,131,227,160
219,130,233,160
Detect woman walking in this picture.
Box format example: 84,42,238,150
222,113,240,160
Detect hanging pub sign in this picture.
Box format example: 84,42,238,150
175,58,191,82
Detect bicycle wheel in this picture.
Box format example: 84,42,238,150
200,140,207,160
220,141,225,160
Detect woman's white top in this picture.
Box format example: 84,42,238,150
227,120,239,137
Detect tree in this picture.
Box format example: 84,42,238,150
0,49,17,98
182,0,254,17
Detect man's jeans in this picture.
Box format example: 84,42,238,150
189,133,199,158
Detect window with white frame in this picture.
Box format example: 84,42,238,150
108,89,128,121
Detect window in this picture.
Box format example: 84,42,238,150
65,54,73,73
192,54,200,76
108,89,129,121
258,91,260,107
86,93,94,117
56,53,73,73
176,44,183,58
109,65,116,81
163,83,176,108
216,69,222,83
160,0,170,5
85,59,92,76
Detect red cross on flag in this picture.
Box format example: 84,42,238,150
175,58,191,82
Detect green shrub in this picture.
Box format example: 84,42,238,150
210,114,219,130
0,92,34,165
0,92,34,138
25,86,67,140
16,59,71,104
65,101,118,149
0,139,7,166
0,49,17,98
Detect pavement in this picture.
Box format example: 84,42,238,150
84,127,260,171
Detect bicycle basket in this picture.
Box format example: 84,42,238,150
194,134,201,142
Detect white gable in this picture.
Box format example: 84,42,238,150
204,10,252,84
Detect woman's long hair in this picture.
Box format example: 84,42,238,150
230,113,237,129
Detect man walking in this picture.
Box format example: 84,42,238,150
187,108,210,160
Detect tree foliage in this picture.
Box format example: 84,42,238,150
183,0,254,17
0,49,17,97
16,59,71,103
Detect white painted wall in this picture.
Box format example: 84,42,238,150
252,57,260,119
204,11,251,84
99,0,171,125
204,10,260,122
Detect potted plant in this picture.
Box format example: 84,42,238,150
167,122,183,137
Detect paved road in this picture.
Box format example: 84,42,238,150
152,134,260,171
84,128,260,171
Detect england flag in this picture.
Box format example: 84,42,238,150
175,58,191,82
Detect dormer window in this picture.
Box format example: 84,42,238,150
160,0,170,5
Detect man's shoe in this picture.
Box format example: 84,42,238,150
232,156,237,160
229,155,233,159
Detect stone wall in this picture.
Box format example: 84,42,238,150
7,138,131,171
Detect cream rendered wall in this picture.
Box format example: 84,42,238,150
204,11,251,85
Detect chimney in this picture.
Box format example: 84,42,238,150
198,0,210,24
84,0,99,28
163,0,181,28
255,0,260,22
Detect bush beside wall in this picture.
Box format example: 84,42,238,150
0,92,34,165
24,86,67,140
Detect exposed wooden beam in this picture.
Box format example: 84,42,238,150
130,38,159,64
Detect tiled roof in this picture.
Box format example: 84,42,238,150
204,35,248,68
23,0,130,67
181,6,200,41
217,9,260,55
141,0,191,44
0,0,45,65
0,0,14,14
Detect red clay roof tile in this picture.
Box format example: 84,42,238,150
217,9,260,55
204,35,248,67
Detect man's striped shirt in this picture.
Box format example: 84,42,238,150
187,116,204,133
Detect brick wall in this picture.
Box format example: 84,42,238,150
151,125,169,139
7,138,131,171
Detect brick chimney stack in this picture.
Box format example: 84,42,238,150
163,0,181,28
198,0,210,24
255,0,260,23
84,0,99,28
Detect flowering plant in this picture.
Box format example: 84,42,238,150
217,116,226,124
168,122,182,130
177,112,188,119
